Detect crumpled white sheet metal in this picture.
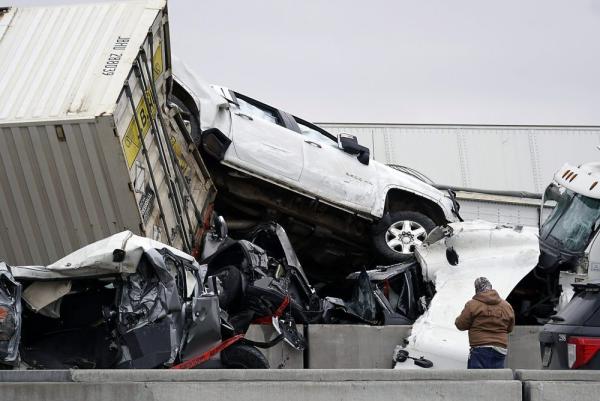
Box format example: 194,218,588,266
171,55,230,133
13,231,196,279
394,220,540,369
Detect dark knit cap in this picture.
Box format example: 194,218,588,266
474,277,492,294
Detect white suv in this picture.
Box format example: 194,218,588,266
170,70,459,271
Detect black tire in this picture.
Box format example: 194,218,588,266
212,265,243,311
372,211,436,263
221,344,269,369
170,95,201,145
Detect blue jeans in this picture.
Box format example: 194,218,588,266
467,347,506,369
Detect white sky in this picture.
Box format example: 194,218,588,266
7,0,600,125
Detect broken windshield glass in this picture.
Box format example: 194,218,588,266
540,189,600,253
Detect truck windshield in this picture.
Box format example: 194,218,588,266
540,189,600,253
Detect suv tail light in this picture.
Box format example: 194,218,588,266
567,336,600,369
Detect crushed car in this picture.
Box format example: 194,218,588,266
200,219,323,350
321,262,429,326
0,232,273,369
199,217,429,332
169,62,461,281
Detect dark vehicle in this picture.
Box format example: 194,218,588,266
322,261,429,325
201,221,322,349
540,282,600,369
0,232,269,370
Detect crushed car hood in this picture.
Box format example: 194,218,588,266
12,231,199,280
394,220,539,369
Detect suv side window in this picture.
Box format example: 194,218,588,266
295,117,337,147
235,93,284,127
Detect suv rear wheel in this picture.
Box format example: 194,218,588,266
373,211,435,262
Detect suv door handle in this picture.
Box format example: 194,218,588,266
235,112,253,121
304,140,321,148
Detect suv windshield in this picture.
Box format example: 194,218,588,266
540,188,600,253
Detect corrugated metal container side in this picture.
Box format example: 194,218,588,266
457,198,539,227
0,119,141,264
319,123,600,195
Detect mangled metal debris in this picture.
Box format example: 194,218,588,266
393,220,540,369
1,232,272,369
201,221,322,350
0,263,21,365
322,262,428,325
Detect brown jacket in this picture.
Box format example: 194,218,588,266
454,290,515,348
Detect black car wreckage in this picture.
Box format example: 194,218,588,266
0,232,272,370
0,220,432,369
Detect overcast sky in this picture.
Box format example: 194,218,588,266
8,0,600,125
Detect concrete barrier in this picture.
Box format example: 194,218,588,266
246,324,304,369
66,368,516,382
13,368,600,401
307,325,411,368
306,325,542,369
507,326,542,369
515,370,600,381
516,370,600,401
0,369,521,401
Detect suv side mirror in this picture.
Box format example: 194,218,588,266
338,133,370,165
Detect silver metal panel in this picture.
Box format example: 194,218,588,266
319,123,600,194
458,198,540,227
0,0,166,124
459,127,535,191
0,120,140,265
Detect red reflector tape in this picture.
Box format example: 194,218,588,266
252,296,290,325
170,334,244,370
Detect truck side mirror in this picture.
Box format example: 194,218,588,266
338,133,370,165
539,184,561,228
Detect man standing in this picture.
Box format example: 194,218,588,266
455,277,515,369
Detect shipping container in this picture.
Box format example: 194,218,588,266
0,0,215,265
319,123,600,194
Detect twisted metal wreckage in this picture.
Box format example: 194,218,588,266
0,216,547,370
0,222,315,369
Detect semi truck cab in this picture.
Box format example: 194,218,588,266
538,162,600,277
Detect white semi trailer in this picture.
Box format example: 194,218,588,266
0,0,215,265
